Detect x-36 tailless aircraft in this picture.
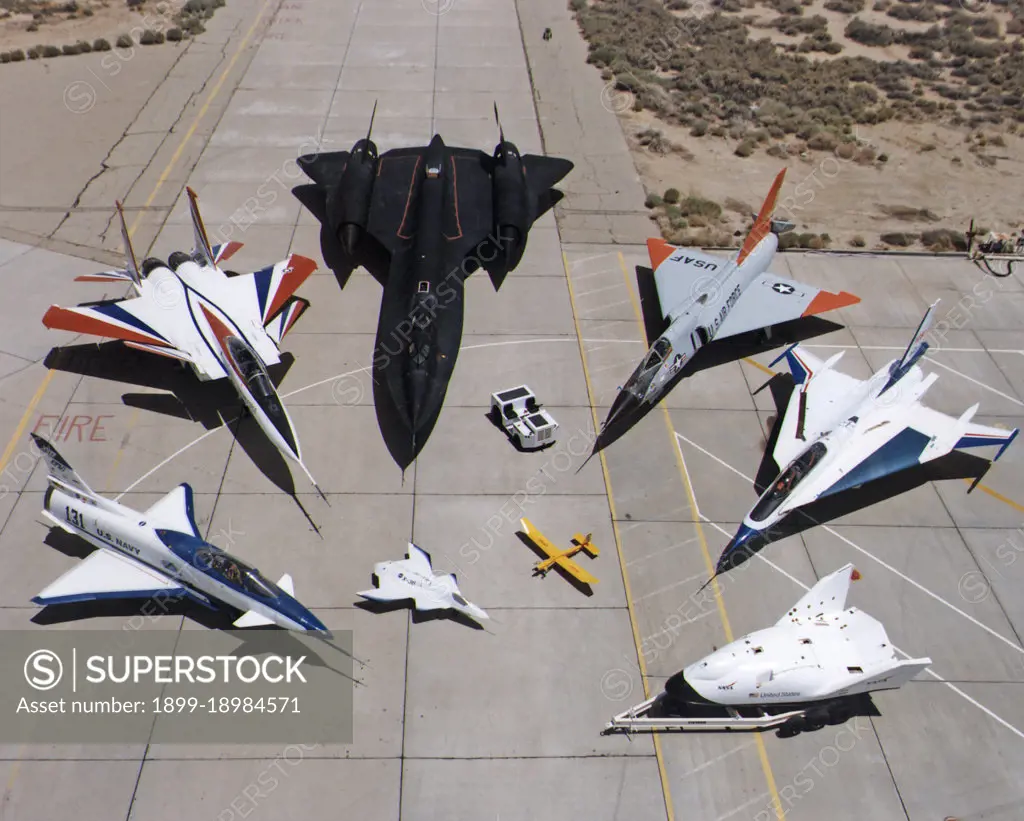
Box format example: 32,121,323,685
30,435,329,636
41,190,325,498
597,169,861,450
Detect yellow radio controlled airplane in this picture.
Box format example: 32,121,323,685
520,518,599,585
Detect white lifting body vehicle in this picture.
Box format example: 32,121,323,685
490,386,558,450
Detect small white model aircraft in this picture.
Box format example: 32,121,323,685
717,300,1018,574
357,543,488,624
606,565,930,733
31,434,329,636
42,189,324,497
596,169,860,448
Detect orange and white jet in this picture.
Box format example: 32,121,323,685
599,169,860,445
42,189,324,497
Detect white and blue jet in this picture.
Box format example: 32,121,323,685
717,301,1019,574
31,434,330,636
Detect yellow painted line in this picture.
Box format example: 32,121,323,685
562,251,675,821
615,251,785,821
0,370,55,474
744,356,775,377
967,479,1024,513
126,0,274,239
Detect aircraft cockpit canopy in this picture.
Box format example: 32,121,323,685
643,338,672,372
226,336,274,399
452,592,468,606
750,441,828,522
157,531,284,600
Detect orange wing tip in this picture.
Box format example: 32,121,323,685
74,275,120,282
217,241,244,263
851,568,862,581
801,289,861,317
647,237,676,270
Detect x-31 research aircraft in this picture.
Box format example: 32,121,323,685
596,169,860,451
293,104,572,465
714,300,1019,576
30,435,329,636
41,190,325,498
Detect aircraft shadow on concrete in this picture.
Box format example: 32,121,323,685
43,342,295,431
353,598,486,630
729,373,994,555
515,531,595,597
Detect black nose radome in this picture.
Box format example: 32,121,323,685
168,251,192,269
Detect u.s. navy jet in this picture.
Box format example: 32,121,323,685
607,565,930,733
30,434,329,635
596,170,860,450
715,300,1018,575
293,105,573,464
41,190,324,497
357,542,488,624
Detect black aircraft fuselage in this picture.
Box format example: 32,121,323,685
293,116,572,464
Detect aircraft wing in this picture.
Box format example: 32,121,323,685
42,296,188,357
33,550,185,606
143,484,202,538
772,346,865,467
716,274,860,340
520,517,558,559
554,556,599,585
225,254,318,327
650,244,730,320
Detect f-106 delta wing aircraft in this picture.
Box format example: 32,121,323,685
41,190,325,498
293,105,573,466
357,543,488,624
595,169,860,452
714,300,1019,576
30,435,329,636
606,565,930,733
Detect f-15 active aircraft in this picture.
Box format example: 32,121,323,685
293,105,573,465
41,190,324,497
715,300,1019,575
596,169,860,450
31,434,329,636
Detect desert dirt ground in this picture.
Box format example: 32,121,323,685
0,0,183,52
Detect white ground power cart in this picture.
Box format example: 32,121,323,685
489,385,558,450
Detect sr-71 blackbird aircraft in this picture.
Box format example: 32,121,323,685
595,169,861,452
714,300,1019,576
293,105,573,465
30,435,329,636
41,190,324,498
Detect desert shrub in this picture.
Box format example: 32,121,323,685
990,133,1006,146
766,142,788,157
970,16,1000,38
921,228,967,251
127,0,144,7
667,0,690,8
570,0,586,10
663,188,681,204
167,27,183,41
116,34,133,48
772,14,826,35
807,130,838,150
93,38,111,51
845,18,895,47
880,231,914,246
184,18,205,34
735,138,756,157
807,236,825,250
850,235,866,247
778,232,800,250
887,3,937,22
10,49,25,61
61,1,77,11
0,53,9,64
140,29,164,45
42,45,60,57
588,45,617,66
27,47,39,59
909,46,932,60
83,7,92,15
836,142,856,159
76,40,91,53
795,232,816,248
61,43,80,55
824,0,864,12
855,145,877,163
645,193,663,208
679,194,722,220
26,22,38,31
690,119,709,136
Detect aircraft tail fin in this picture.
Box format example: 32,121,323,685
30,433,95,497
898,299,940,372
572,533,599,557
777,563,860,626
736,169,787,266
276,573,295,596
117,201,142,286
186,187,218,268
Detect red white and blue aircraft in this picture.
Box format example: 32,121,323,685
31,434,329,636
717,300,1019,574
42,189,324,497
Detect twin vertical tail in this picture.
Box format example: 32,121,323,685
187,187,217,268
735,168,787,266
881,299,940,394
117,201,142,286
30,433,94,497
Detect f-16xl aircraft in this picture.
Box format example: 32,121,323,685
597,169,860,450
30,435,329,636
607,565,930,733
715,300,1019,575
293,105,573,464
41,190,324,497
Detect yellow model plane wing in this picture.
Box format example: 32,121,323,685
521,518,560,559
553,555,599,585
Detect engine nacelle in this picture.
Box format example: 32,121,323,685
491,141,529,272
327,138,378,255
